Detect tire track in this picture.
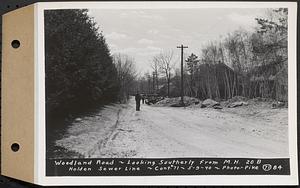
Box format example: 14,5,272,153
87,108,121,157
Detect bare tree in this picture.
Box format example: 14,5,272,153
154,50,175,97
150,58,159,93
113,53,137,102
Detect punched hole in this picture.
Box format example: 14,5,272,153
11,143,20,152
11,40,20,48
16,5,19,8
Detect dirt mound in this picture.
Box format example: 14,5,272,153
222,96,246,105
154,96,200,107
227,101,249,108
221,96,249,108
223,96,284,109
247,97,277,107
201,99,220,108
155,95,284,109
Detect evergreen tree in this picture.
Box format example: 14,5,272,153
186,53,199,97
45,9,119,117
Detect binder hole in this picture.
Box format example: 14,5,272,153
16,5,19,8
11,40,20,48
11,143,20,152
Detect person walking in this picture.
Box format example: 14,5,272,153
135,93,141,111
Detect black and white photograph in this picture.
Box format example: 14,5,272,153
43,2,296,180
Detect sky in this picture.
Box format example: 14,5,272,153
88,8,267,75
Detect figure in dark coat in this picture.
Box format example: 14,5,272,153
135,93,141,111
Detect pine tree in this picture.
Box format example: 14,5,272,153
45,10,119,118
186,53,199,97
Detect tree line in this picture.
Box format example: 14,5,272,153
138,8,288,102
45,10,136,119
45,8,288,120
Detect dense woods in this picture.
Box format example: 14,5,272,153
45,10,121,117
138,8,288,102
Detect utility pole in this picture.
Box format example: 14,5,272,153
177,44,188,106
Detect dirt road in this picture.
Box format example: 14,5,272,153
54,98,288,158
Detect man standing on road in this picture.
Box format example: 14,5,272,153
135,93,141,111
